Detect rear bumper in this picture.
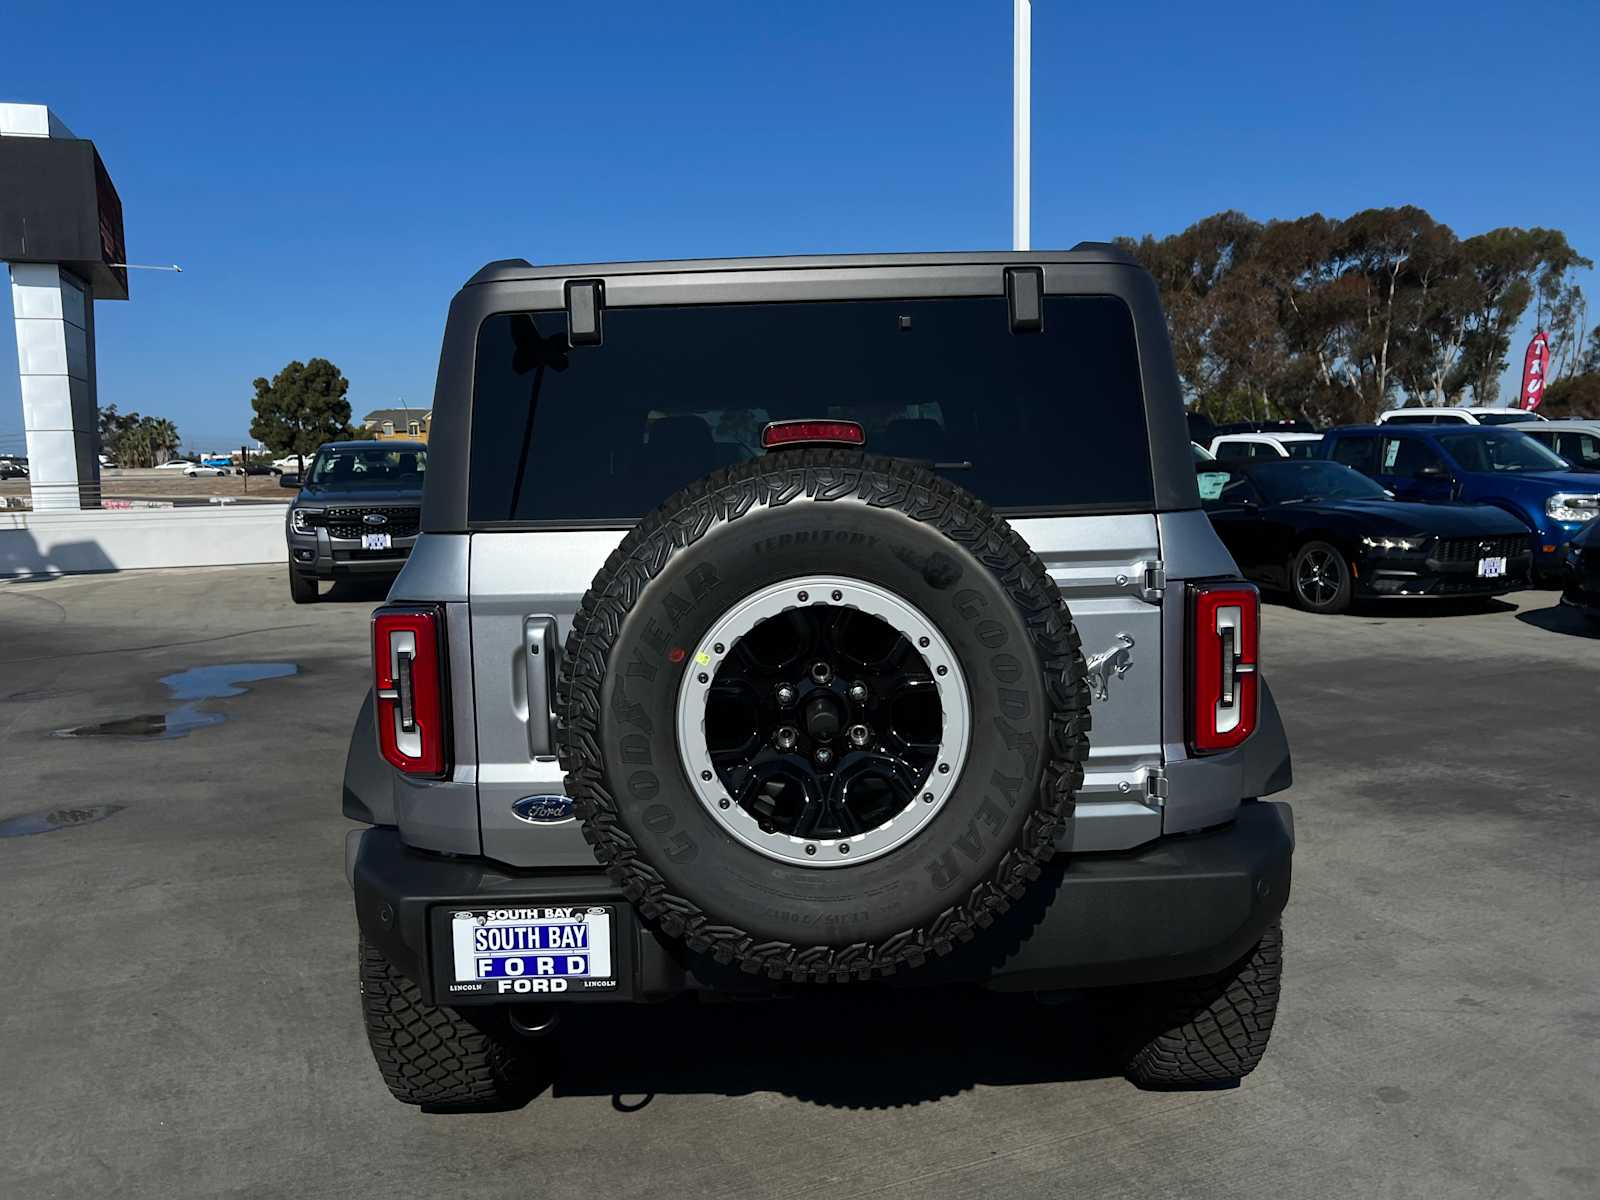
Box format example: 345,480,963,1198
349,799,1294,1006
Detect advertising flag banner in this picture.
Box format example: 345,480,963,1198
1521,331,1550,411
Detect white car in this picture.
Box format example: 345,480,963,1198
1519,419,1600,472
272,455,309,473
1209,432,1324,461
1375,406,1547,426
184,464,231,477
156,460,197,470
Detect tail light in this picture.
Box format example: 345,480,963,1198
761,419,866,450
373,605,450,777
1188,582,1259,755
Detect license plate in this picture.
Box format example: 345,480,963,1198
448,906,615,996
361,532,392,550
1477,556,1506,578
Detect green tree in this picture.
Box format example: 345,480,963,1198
96,406,182,467
248,358,355,456
1542,373,1600,418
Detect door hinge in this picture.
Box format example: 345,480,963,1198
1139,560,1166,603
1143,765,1169,807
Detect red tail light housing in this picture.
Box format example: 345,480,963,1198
373,604,450,777
1188,582,1259,755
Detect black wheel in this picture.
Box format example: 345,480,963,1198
557,449,1092,983
288,564,319,604
1125,920,1283,1088
359,935,534,1108
1289,541,1353,614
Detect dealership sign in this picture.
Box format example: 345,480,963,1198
1520,330,1550,411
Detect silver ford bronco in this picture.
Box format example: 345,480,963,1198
342,248,1295,1107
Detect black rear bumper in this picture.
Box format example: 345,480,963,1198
349,800,1294,1006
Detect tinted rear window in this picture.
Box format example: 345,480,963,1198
467,296,1152,524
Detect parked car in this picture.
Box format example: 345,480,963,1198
1375,406,1546,426
1321,425,1600,582
0,459,28,479
1196,458,1531,612
282,440,425,602
1518,419,1600,472
1561,518,1600,626
1212,419,1317,436
155,459,196,470
341,249,1295,1109
272,455,308,473
184,464,232,477
1209,432,1323,461
241,463,281,476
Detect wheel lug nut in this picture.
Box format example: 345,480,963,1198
847,723,871,748
848,682,868,703
811,661,833,684
814,746,834,767
775,726,798,751
701,770,713,781
775,683,797,707
938,763,951,774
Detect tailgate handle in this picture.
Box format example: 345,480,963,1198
521,615,560,758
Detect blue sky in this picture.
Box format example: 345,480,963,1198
3,0,1597,452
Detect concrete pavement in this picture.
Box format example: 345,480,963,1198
1,567,1596,1199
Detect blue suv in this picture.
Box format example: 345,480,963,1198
1321,425,1600,581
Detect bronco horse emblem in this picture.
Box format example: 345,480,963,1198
1085,633,1136,703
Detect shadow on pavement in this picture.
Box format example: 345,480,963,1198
323,577,396,604
1263,590,1525,620
534,989,1132,1110
1515,599,1599,639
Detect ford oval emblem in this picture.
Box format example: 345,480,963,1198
511,794,574,824
363,513,388,525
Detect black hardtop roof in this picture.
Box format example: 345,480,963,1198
465,244,1137,287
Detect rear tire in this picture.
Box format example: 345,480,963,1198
1125,920,1283,1088
1289,541,1353,614
288,565,319,604
359,935,535,1109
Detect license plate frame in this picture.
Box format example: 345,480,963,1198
361,532,393,551
1477,556,1507,579
430,902,633,1004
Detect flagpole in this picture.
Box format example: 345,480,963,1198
1013,0,1031,251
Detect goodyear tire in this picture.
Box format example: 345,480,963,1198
557,450,1091,982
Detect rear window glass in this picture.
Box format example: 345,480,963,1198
467,296,1152,524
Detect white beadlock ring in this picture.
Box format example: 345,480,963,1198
676,575,972,869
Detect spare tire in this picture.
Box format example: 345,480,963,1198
557,450,1091,982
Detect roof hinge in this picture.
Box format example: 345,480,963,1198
1004,266,1044,334
564,278,605,347
1144,765,1169,807
1139,559,1165,603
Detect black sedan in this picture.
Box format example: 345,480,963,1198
1197,459,1533,613
1561,518,1600,628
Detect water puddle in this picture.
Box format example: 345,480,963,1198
0,805,125,838
52,662,299,740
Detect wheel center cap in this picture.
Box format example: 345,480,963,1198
803,690,844,742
